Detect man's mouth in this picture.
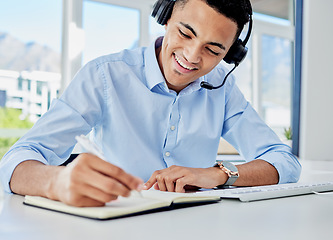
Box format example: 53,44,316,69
174,54,197,71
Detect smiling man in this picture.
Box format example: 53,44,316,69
157,0,236,92
0,0,301,207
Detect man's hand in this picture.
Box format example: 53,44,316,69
48,153,143,207
144,165,227,193
10,153,143,207
143,160,279,193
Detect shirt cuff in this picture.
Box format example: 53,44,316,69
257,150,302,184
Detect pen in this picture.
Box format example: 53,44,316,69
75,134,143,198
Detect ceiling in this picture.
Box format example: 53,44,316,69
251,0,291,20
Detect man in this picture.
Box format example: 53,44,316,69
0,0,301,207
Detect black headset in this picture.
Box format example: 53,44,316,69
151,0,253,90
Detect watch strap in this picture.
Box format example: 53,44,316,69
215,161,239,186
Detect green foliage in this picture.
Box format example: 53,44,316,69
0,137,19,159
0,108,34,159
284,127,292,140
0,108,34,128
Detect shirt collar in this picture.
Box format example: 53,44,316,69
144,37,204,94
144,37,167,91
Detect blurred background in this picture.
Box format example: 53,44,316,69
1,0,330,161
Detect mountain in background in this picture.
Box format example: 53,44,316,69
0,32,60,73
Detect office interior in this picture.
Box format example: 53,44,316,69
0,1,333,240
0,0,332,162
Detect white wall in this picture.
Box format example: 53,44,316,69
300,0,333,160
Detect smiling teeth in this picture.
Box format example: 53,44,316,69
175,55,195,70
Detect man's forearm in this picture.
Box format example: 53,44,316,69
10,160,63,198
234,159,279,186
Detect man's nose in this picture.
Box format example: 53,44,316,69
183,42,201,64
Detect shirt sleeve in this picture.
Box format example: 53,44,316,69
221,78,301,184
0,60,106,193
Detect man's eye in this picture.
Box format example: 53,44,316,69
179,30,191,39
206,48,220,56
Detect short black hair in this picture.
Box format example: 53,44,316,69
176,0,252,39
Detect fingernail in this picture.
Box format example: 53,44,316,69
137,183,145,191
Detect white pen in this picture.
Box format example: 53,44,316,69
75,135,105,160
75,134,143,198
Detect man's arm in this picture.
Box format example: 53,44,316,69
10,153,143,207
144,159,278,192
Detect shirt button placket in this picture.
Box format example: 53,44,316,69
163,96,180,166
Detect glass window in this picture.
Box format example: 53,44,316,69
149,16,165,42
0,0,62,158
82,1,140,65
261,34,292,138
220,33,253,102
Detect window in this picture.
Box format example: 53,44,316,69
261,35,292,135
221,30,253,102
0,0,62,158
82,1,140,65
252,13,294,139
149,15,165,42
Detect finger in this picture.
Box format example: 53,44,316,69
69,196,105,207
61,183,115,207
68,155,132,197
156,174,167,191
81,170,132,197
75,182,119,204
175,176,194,193
153,183,160,190
85,154,143,191
164,175,176,192
144,170,160,190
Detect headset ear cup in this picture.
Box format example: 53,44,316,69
223,39,248,65
151,0,176,25
159,2,175,25
151,0,164,19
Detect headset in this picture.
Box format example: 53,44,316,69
151,0,253,90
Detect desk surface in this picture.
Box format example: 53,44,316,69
1,159,333,240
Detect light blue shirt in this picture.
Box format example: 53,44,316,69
0,38,301,193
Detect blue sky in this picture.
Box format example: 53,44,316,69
0,0,62,51
0,0,164,63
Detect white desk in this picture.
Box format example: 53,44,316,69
1,159,333,240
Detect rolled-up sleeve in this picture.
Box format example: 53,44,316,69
222,80,301,183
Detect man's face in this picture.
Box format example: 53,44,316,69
157,0,238,93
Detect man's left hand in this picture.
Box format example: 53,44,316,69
144,165,227,192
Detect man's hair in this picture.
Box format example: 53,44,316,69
175,0,253,39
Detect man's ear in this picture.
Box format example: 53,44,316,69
164,21,169,29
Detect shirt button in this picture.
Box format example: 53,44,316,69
165,152,171,157
170,125,176,131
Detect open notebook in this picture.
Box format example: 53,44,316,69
24,190,220,220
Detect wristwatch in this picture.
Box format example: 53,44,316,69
214,161,239,186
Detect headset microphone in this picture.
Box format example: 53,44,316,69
200,64,238,90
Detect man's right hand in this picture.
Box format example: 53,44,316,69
48,153,144,207
10,153,143,207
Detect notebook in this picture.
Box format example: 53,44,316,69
24,190,220,220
